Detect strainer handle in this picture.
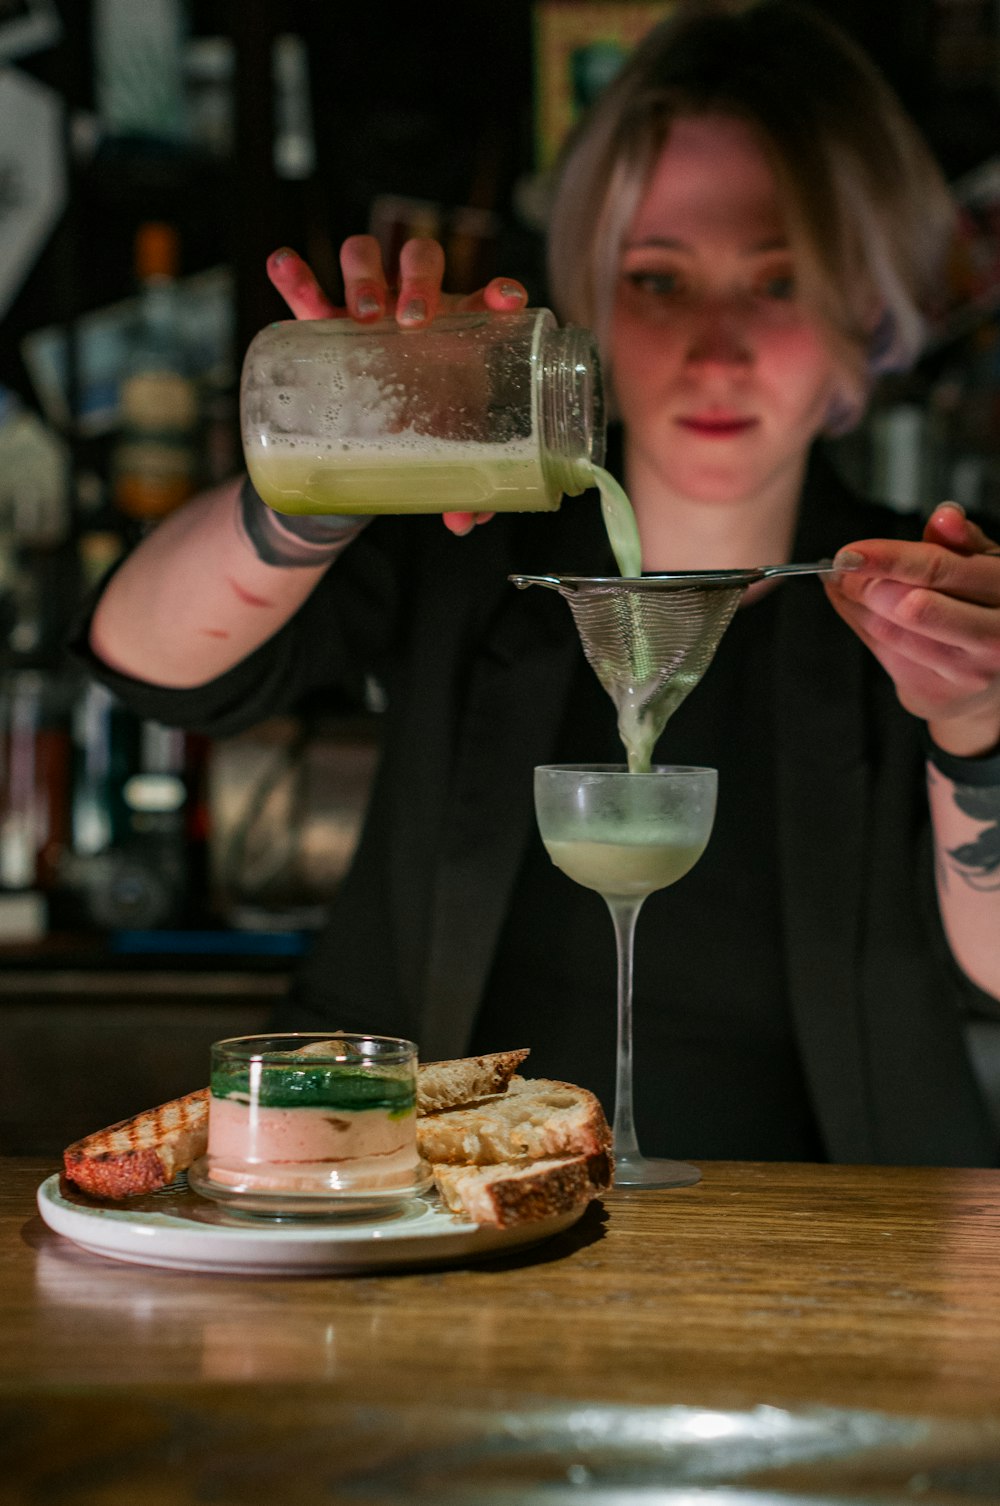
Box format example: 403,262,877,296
509,562,837,592
508,574,564,592
759,559,836,578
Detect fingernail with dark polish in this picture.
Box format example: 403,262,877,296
400,297,427,323
356,293,381,317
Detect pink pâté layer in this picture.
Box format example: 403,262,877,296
206,1097,419,1191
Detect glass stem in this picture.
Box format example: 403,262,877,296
606,895,644,1163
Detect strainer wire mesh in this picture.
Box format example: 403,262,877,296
561,579,746,767
512,563,832,768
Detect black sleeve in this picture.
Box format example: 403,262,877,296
68,516,418,738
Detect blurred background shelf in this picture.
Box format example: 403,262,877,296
0,958,286,1155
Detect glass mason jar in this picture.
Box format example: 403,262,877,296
239,309,605,517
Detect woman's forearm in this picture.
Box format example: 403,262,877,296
88,479,339,689
927,759,1000,1003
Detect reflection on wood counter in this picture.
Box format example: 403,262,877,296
6,1158,1000,1502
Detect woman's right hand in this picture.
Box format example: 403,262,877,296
266,236,529,534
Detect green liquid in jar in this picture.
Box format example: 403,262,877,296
211,1063,415,1117
246,439,558,516
246,443,644,580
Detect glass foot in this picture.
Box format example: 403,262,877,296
613,1153,701,1189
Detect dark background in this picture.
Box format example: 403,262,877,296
4,0,999,401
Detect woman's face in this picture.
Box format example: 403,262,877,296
610,113,849,509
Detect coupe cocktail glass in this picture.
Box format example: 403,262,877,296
534,764,718,1188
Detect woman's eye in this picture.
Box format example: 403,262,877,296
761,273,796,300
626,270,681,296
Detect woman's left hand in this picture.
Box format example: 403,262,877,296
824,501,1000,756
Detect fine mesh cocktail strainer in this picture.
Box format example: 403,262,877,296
511,563,834,770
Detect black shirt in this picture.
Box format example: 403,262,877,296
471,583,825,1160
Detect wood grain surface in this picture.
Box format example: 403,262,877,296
7,1156,1000,1502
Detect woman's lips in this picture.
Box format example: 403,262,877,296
677,414,758,438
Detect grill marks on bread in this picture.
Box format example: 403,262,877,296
63,1088,209,1198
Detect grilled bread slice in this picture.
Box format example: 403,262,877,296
416,1049,529,1114
416,1077,611,1166
433,1150,612,1228
63,1087,209,1198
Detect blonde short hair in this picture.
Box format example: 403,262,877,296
547,0,955,428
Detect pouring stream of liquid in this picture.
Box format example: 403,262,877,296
590,464,644,581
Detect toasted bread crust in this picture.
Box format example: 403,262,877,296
433,1150,613,1227
417,1049,530,1114
63,1087,209,1198
417,1078,610,1166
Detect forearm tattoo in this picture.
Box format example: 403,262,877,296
932,769,1000,891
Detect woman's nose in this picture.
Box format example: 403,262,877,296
684,297,752,368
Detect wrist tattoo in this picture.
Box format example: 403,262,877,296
238,476,368,567
922,722,1000,786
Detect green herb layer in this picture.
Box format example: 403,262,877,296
212,1064,415,1116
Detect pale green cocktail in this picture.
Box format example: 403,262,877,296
535,764,718,1190
543,834,708,898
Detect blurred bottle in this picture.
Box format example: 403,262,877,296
273,34,315,181
112,222,202,523
93,0,188,150
0,386,71,551
0,670,72,940
69,681,133,865
185,35,234,160
0,385,73,662
70,688,208,932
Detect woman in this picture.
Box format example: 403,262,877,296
83,0,1000,1164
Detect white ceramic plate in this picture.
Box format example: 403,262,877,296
36,1174,588,1275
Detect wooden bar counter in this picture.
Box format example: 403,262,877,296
5,1156,1000,1501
